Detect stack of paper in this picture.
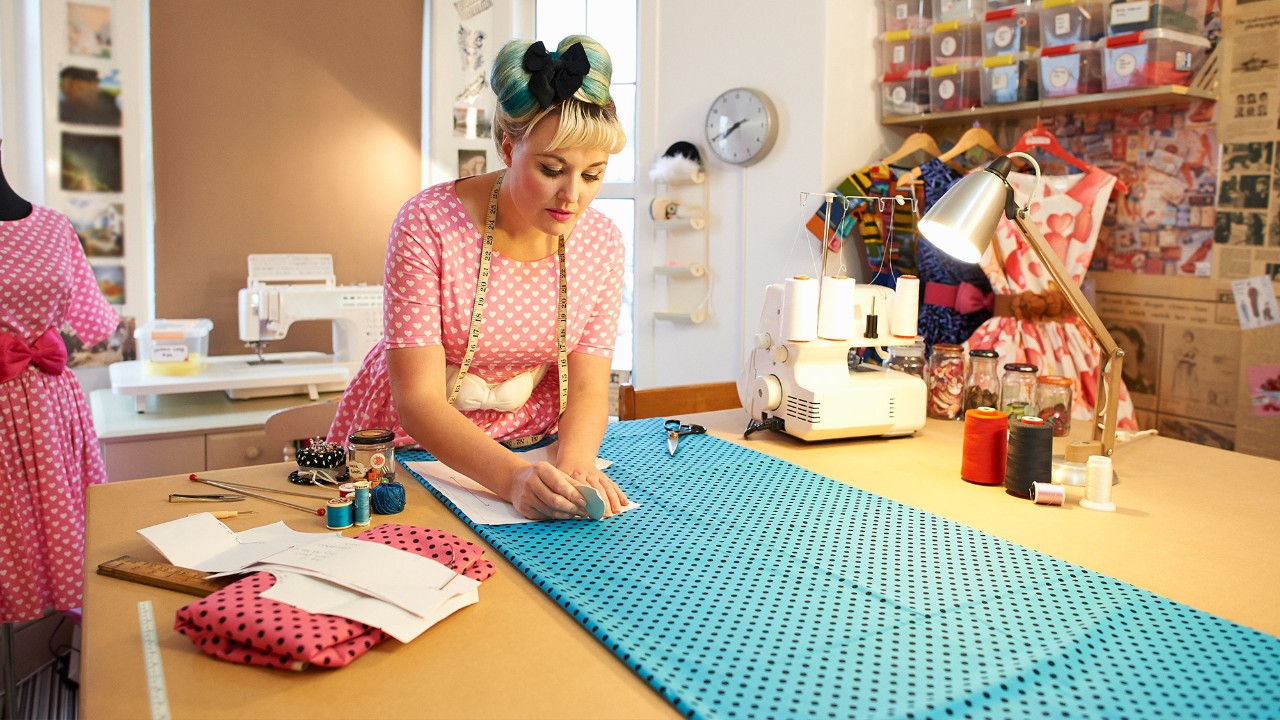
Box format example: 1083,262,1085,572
138,514,480,642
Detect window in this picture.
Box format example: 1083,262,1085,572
535,0,637,375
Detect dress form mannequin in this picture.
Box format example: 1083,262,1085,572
0,140,34,221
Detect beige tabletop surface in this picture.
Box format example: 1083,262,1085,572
81,410,1280,719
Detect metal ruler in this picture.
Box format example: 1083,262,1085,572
136,600,172,720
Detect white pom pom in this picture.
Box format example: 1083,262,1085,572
649,155,703,183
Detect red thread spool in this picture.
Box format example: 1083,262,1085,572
961,407,1008,486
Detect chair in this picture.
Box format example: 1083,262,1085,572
263,400,340,461
616,382,741,421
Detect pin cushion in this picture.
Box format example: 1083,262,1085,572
289,441,349,485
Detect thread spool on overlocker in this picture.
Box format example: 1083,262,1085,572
781,275,820,342
890,274,920,338
960,407,1008,486
817,276,856,341
1080,455,1116,512
649,197,706,229
1005,415,1054,499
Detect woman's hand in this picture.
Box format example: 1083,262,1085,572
557,460,628,517
508,461,589,521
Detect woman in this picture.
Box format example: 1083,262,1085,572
328,35,628,521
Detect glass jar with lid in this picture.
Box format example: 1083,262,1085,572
1036,375,1073,436
963,348,1000,412
347,428,396,483
927,343,965,420
1000,363,1039,420
885,340,927,381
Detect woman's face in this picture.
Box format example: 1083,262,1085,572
499,113,609,240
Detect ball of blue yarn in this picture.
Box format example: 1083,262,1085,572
370,480,406,514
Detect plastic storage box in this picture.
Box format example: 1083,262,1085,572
1106,0,1207,36
1040,40,1103,96
1040,0,1105,46
136,319,213,376
883,30,931,74
882,69,932,116
981,53,1040,104
930,62,983,112
1103,28,1209,90
883,0,933,32
984,0,1033,8
932,20,983,65
932,0,984,24
983,6,1041,56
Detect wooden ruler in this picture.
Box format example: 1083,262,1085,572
137,600,171,720
98,555,234,597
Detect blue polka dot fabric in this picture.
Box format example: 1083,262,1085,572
400,418,1280,720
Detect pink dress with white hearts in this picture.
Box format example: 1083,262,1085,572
1,205,119,622
963,168,1137,430
327,180,625,448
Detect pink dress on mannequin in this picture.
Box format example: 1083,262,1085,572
0,205,119,622
964,167,1138,430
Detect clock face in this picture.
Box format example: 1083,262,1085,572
704,88,778,167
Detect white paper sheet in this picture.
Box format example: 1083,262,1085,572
136,514,335,572
404,459,639,526
259,570,479,643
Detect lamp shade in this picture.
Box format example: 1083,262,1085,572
918,161,1013,264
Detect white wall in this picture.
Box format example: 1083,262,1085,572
631,0,896,388
0,0,46,200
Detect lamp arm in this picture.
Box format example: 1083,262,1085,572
1011,210,1125,460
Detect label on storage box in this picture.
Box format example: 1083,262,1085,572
1110,1,1150,26
1176,50,1192,71
894,45,906,63
1113,49,1139,77
1054,12,1071,36
941,36,958,56
994,25,1013,48
150,344,190,363
894,1,908,20
939,78,956,99
892,86,907,103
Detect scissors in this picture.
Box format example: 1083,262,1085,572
665,419,706,456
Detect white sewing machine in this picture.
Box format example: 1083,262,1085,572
233,253,382,397
737,281,927,441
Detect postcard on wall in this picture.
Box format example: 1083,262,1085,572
452,106,491,139
91,264,125,304
67,2,112,59
1156,414,1236,452
63,316,136,368
61,132,122,192
1157,323,1241,423
1246,364,1280,417
458,149,486,178
66,197,123,257
1110,319,1162,410
1232,275,1280,329
454,0,492,21
58,65,121,127
1220,7,1280,142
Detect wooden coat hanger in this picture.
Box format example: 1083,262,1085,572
896,123,1005,187
881,130,943,166
1008,121,1129,195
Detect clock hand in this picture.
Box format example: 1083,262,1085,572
711,118,748,142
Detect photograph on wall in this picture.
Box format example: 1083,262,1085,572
1158,323,1240,423
58,65,122,127
91,264,125,304
458,149,486,178
1215,210,1267,245
66,197,123,257
1110,320,1162,409
457,25,487,72
452,106,491,139
67,2,112,59
1246,364,1280,417
1232,275,1280,329
1157,415,1236,451
61,132,122,192
63,316,136,368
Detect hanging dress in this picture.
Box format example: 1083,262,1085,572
964,168,1138,429
1,205,119,622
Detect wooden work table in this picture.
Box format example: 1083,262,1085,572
80,410,1280,719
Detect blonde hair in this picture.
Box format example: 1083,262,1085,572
490,34,626,155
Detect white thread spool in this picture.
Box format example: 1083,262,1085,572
817,276,855,341
1079,455,1116,512
1030,481,1065,506
781,276,820,342
890,274,920,338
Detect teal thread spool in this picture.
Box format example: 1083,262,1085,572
325,497,353,530
353,480,371,526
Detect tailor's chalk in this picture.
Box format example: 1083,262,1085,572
577,485,606,521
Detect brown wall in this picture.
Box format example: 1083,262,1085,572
150,1,422,356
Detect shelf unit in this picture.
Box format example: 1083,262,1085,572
882,85,1215,128
651,168,710,324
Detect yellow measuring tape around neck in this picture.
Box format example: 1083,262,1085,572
447,171,569,449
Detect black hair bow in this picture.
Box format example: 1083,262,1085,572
522,41,590,109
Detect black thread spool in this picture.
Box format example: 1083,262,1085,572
1005,416,1053,498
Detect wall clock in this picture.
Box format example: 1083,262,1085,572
704,87,778,167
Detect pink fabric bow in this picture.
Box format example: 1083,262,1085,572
955,282,995,314
923,281,994,315
0,328,68,384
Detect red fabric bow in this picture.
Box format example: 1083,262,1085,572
955,282,995,314
0,328,68,384
923,281,994,315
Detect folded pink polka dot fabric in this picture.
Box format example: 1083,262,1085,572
173,524,495,670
